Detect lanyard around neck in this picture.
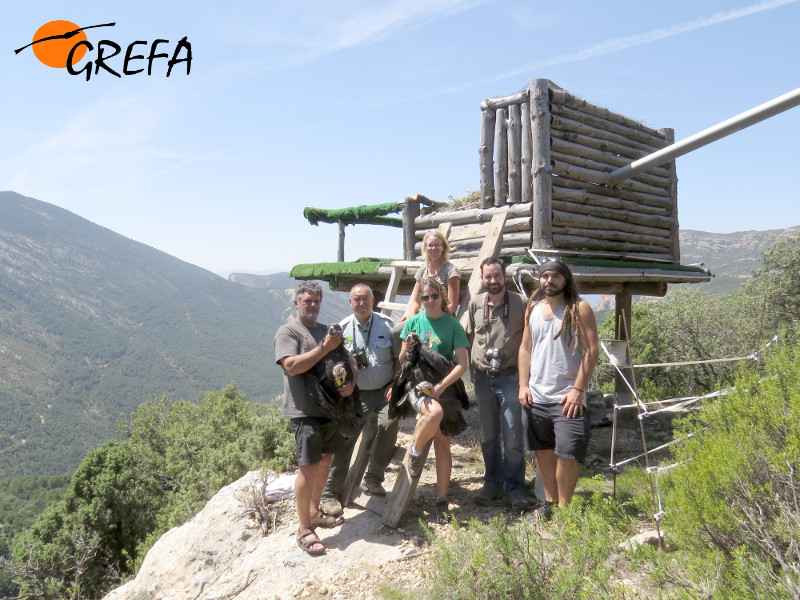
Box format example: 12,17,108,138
356,314,373,348
484,291,510,326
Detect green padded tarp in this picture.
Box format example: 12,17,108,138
303,203,403,227
290,257,397,279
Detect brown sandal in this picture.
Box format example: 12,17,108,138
311,510,345,529
296,527,325,556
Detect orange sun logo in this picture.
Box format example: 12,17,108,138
31,20,88,68
14,21,192,81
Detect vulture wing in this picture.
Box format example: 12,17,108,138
388,332,468,436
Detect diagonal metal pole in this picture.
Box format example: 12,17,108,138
609,86,800,185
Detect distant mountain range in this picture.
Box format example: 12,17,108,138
0,192,349,478
0,190,794,478
679,226,800,296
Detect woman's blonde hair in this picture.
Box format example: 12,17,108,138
422,230,451,263
419,278,449,314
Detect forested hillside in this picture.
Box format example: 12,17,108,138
0,192,347,478
3,189,800,599
1,190,794,480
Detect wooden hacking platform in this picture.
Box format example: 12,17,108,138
289,77,717,525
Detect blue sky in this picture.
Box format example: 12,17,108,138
2,0,798,274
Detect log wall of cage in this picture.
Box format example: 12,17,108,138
470,78,680,263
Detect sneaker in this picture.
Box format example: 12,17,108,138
507,490,531,512
408,452,425,479
473,484,504,505
319,497,343,517
361,479,387,496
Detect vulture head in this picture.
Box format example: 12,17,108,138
303,322,362,437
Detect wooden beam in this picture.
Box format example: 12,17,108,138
403,198,421,261
530,79,553,249
614,293,634,407
459,211,508,325
521,101,533,205
507,103,522,204
661,127,680,263
341,414,379,506
437,221,452,240
337,221,346,263
382,438,432,528
494,108,509,207
481,88,530,110
415,203,530,228
549,87,667,139
479,109,496,209
552,103,667,148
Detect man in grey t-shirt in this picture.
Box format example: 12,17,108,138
275,282,356,555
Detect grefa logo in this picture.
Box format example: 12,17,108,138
14,20,192,81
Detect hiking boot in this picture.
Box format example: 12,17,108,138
361,479,387,496
527,500,555,523
434,497,451,521
507,490,531,512
473,484,504,505
408,452,425,478
319,497,343,517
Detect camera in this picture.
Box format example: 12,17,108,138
352,347,369,370
485,347,504,376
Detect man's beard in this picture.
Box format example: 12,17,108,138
298,307,319,322
485,282,504,295
544,282,566,297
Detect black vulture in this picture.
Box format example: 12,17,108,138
305,324,362,437
389,332,469,437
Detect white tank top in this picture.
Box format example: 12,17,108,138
527,302,584,404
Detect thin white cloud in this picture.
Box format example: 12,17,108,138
328,0,490,51
394,0,799,102
490,0,798,82
0,92,167,198
209,0,492,74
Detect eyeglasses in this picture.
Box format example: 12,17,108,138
420,294,440,301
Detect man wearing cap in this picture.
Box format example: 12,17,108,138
518,260,599,518
465,257,530,511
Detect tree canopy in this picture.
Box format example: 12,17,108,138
8,384,295,600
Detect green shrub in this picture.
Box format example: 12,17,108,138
662,341,800,598
424,494,634,600
9,384,295,600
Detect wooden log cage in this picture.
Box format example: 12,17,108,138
292,79,709,304
419,78,681,264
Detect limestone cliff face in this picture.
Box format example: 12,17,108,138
587,225,800,323
678,226,800,297
103,471,410,600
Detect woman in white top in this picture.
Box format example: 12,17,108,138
401,230,461,320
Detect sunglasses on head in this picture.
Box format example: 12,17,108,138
420,293,440,301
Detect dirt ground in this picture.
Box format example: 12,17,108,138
267,398,673,600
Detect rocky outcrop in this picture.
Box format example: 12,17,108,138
103,471,414,600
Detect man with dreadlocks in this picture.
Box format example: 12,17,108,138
518,260,599,519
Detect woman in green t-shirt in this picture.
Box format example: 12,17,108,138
398,279,469,516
